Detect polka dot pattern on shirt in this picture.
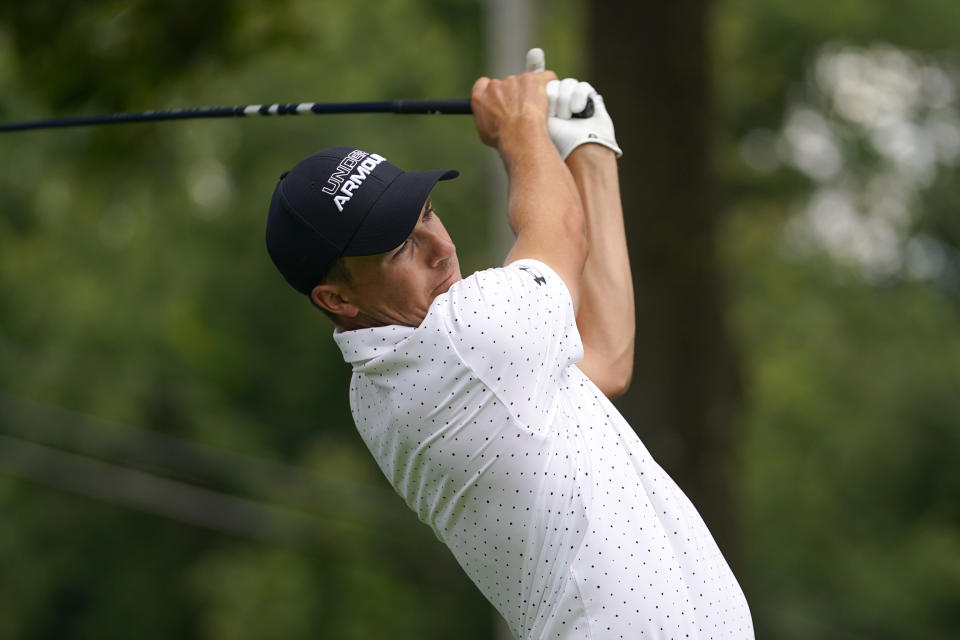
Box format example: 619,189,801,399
334,260,753,639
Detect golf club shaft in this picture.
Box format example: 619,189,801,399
0,97,594,133
0,99,474,133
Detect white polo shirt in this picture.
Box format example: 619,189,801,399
334,259,753,640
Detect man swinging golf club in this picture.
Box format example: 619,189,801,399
265,49,754,639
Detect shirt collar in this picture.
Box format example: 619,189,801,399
333,323,417,366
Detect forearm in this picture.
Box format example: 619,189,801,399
500,123,587,307
501,129,585,234
566,145,635,397
471,69,589,309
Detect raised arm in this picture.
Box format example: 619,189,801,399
567,145,634,398
544,71,634,398
471,72,587,308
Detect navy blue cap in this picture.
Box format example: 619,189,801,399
266,147,458,295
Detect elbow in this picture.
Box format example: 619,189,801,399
580,337,635,400
606,339,635,399
604,363,633,400
578,357,633,399
593,350,633,399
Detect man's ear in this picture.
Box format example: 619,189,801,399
311,283,359,318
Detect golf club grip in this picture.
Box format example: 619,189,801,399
573,98,595,118
392,97,595,118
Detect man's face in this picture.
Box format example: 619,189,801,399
333,198,461,329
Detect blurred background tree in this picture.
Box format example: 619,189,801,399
1,0,959,639
588,0,744,556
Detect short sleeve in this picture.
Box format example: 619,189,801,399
432,259,583,430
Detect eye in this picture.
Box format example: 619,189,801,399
423,207,435,221
393,238,410,257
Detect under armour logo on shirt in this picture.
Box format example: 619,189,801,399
518,266,546,286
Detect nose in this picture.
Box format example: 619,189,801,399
426,228,456,268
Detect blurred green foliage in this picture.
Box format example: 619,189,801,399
0,0,958,638
0,1,501,637
715,0,960,637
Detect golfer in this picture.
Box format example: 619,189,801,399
265,51,753,640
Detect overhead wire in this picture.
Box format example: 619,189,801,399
0,391,428,549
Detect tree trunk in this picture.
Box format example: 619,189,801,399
587,0,743,554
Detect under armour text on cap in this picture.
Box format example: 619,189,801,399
265,146,458,295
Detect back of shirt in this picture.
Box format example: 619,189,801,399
334,259,753,639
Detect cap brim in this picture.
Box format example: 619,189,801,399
342,168,458,257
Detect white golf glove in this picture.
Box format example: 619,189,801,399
546,78,622,159
525,48,622,159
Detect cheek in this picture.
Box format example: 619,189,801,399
360,262,433,309
397,263,431,291
381,267,425,301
